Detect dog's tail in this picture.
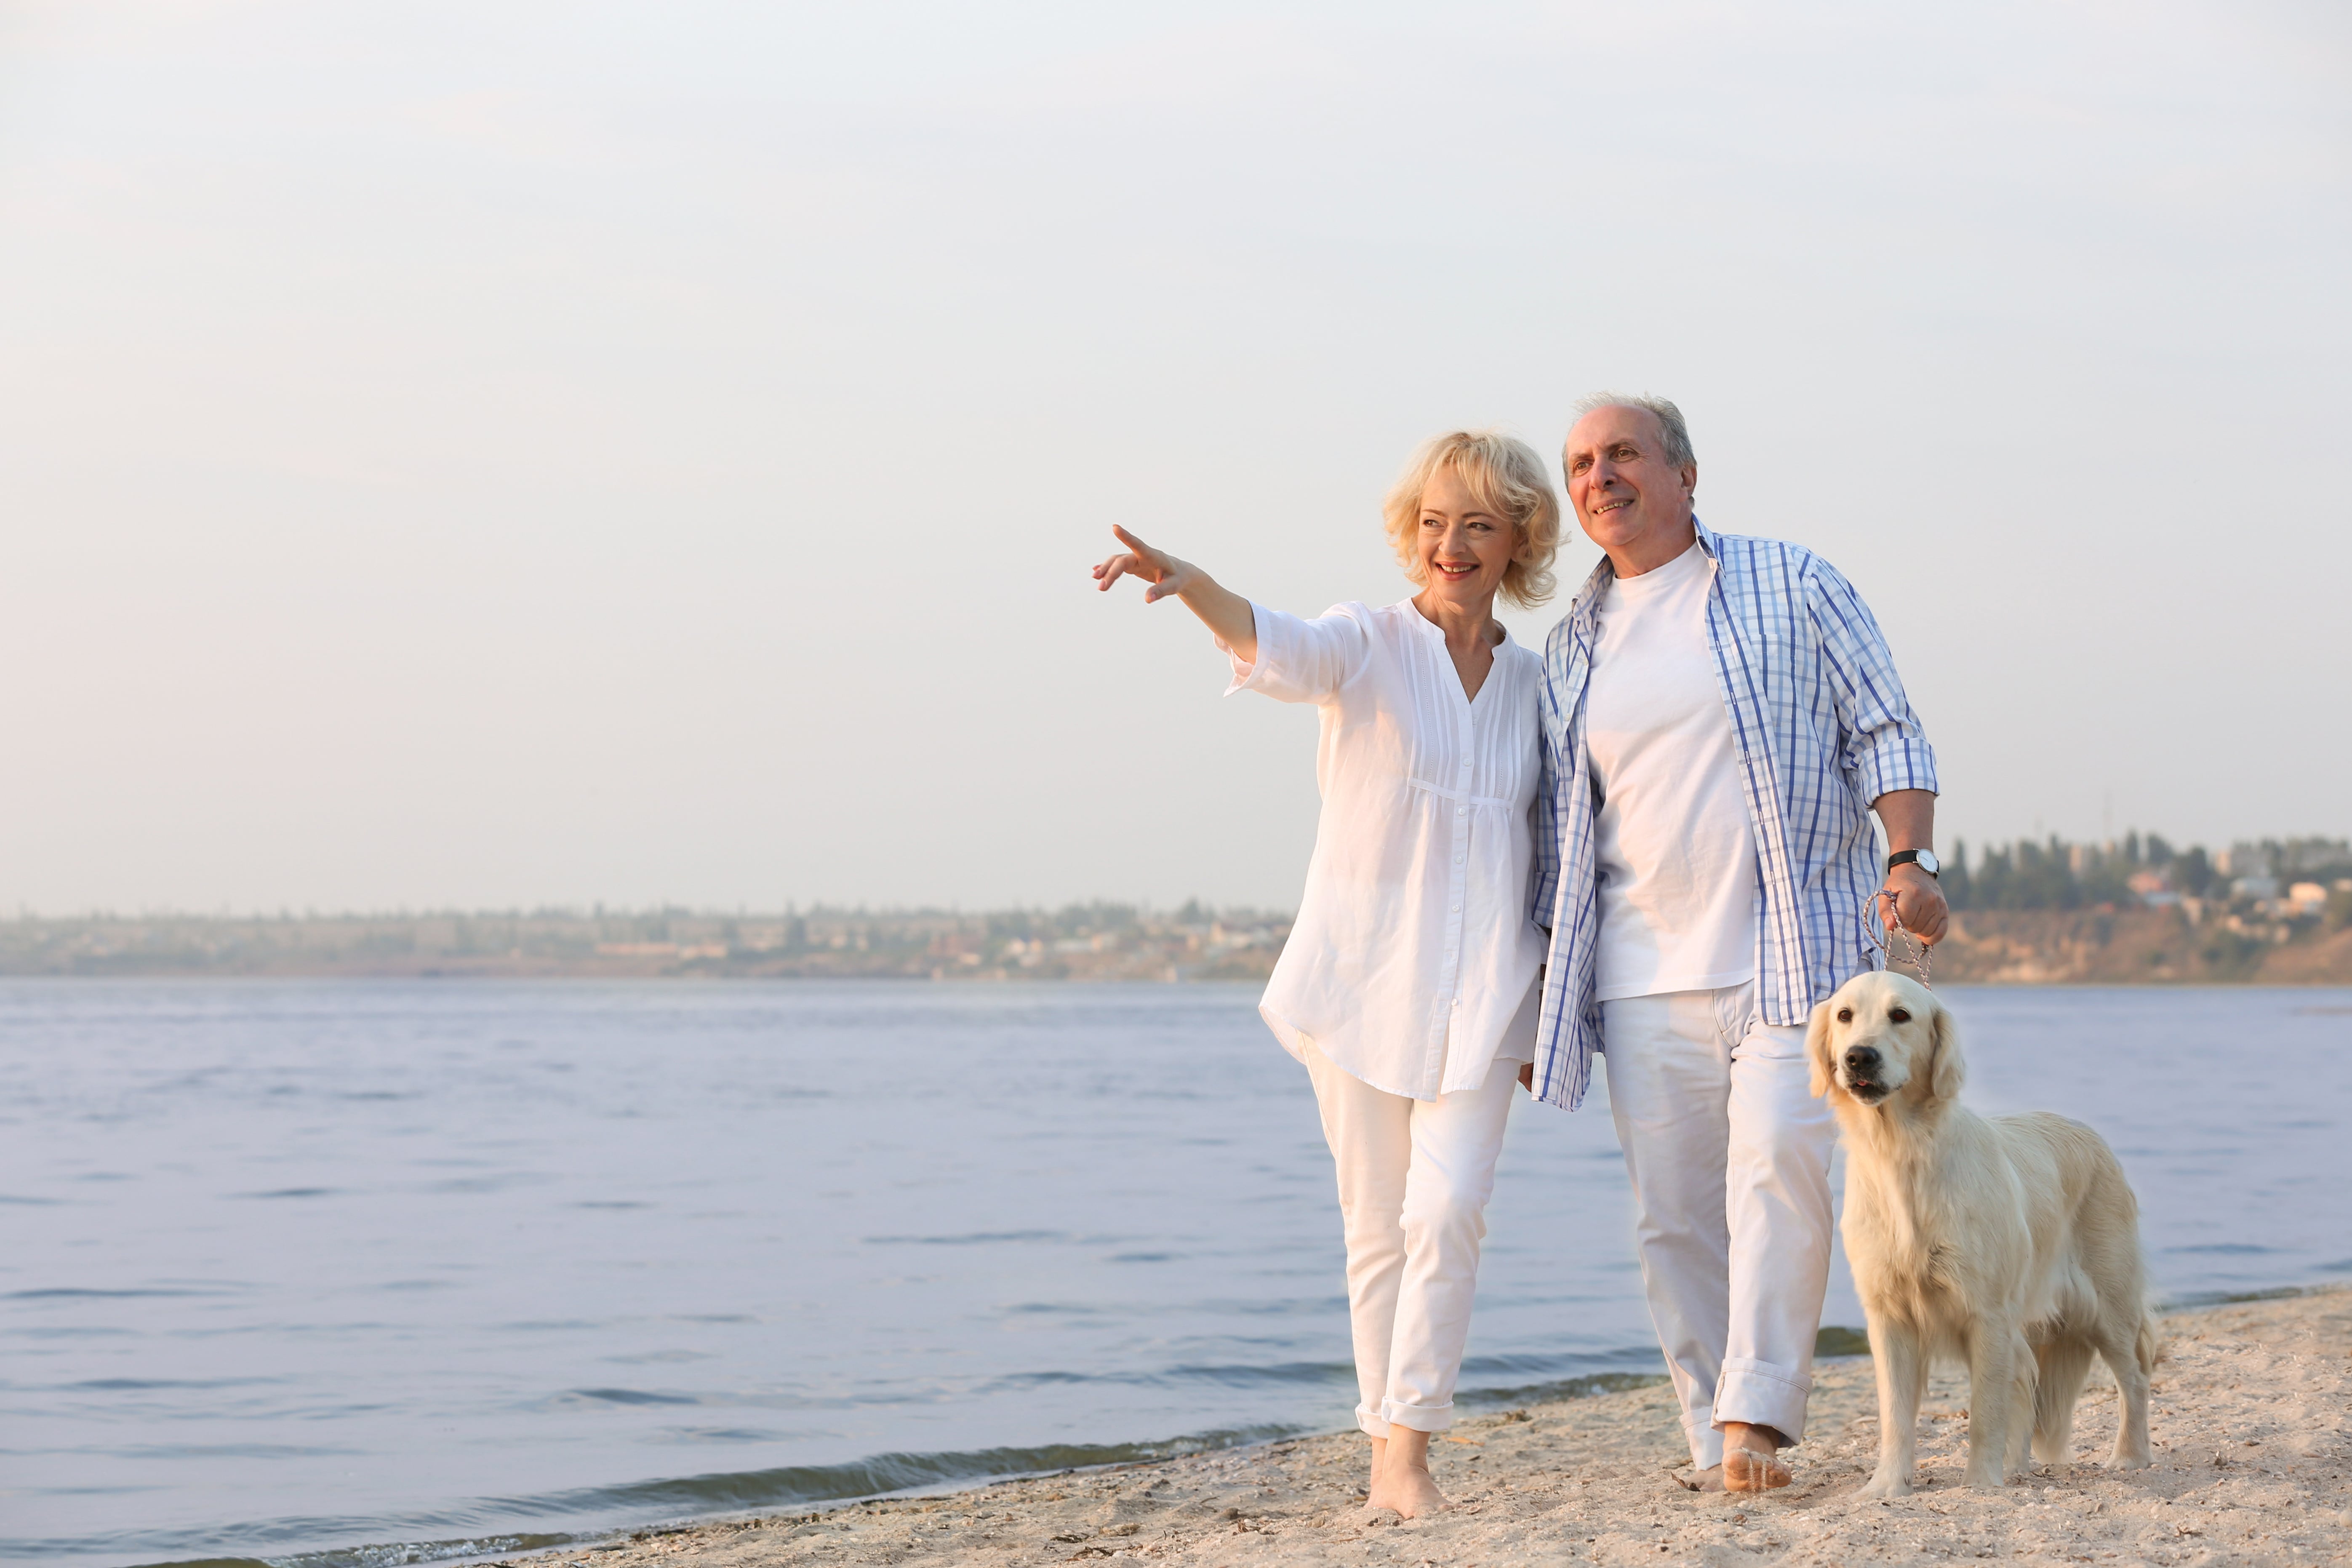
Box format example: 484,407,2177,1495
2135,1299,2166,1374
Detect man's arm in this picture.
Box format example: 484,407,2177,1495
1872,787,1947,944
1803,558,1946,943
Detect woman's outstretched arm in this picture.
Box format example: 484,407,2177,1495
1092,525,1256,664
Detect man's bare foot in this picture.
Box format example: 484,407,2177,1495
1722,1422,1792,1493
1364,1428,1449,1518
1724,1448,1792,1491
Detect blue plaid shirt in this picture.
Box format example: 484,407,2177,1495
1527,519,1938,1110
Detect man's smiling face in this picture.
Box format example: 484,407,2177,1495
1562,405,1697,569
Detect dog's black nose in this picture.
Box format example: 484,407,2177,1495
1844,1045,1880,1072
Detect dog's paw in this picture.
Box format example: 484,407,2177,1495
1856,1472,1912,1500
2104,1452,2153,1472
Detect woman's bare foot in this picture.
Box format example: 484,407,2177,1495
1364,1428,1449,1518
1721,1422,1792,1493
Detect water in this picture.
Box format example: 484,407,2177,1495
3,981,2347,1566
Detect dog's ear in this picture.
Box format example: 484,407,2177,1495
1925,996,1966,1103
1806,998,1837,1099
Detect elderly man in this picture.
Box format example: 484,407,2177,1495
1522,394,1946,1492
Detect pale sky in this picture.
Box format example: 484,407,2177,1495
2,1,2346,914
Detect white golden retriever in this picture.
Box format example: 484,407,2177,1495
1810,972,2161,1496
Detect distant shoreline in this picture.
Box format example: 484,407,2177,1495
3,967,2349,987
4,905,2348,983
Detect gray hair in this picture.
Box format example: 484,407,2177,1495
1570,392,1695,471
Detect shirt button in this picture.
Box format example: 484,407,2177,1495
1456,807,1466,818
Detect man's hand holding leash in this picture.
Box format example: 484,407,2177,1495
1881,863,1947,944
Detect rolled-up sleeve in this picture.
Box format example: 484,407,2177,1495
1221,603,1370,704
1804,560,1938,803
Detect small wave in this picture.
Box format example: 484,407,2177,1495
568,1388,702,1406
6,1288,217,1301
423,1175,541,1195
2161,1284,2313,1309
59,1377,284,1392
105,1443,367,1461
970,1351,1659,1400
494,1319,601,1332
1458,1371,1667,1408
502,1422,1313,1518
863,1229,1065,1246
977,1359,1352,1395
2165,1243,2282,1255
116,1532,574,1568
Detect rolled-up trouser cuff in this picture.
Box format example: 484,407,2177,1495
1357,1405,1389,1438
1379,1399,1455,1434
1714,1356,1813,1444
1685,1413,1724,1472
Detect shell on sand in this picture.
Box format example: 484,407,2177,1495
487,1289,2352,1567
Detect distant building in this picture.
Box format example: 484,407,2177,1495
2288,883,2328,916
2221,839,2349,880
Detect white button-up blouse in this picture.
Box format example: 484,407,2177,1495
1221,598,1547,1101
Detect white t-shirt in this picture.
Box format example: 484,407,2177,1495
1585,541,1759,1002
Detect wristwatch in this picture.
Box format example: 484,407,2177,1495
1887,848,1940,877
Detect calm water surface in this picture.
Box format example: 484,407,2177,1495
3,980,2347,1566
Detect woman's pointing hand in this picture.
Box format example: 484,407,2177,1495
1091,526,1256,660
1092,525,1202,603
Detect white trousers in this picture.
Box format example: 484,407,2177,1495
1304,1040,1517,1437
1601,982,1837,1469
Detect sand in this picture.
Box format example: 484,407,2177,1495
488,1288,2352,1568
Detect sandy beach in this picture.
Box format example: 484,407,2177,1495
483,1288,2351,1568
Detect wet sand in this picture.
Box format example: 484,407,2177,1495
488,1288,2352,1568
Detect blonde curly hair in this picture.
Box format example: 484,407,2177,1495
1380,430,1562,609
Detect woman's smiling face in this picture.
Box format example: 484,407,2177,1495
1415,462,1515,610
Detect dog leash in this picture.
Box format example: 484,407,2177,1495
1862,888,1933,990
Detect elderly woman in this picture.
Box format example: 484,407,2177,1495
1091,431,1560,1517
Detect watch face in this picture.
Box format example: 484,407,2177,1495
1913,849,1940,876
